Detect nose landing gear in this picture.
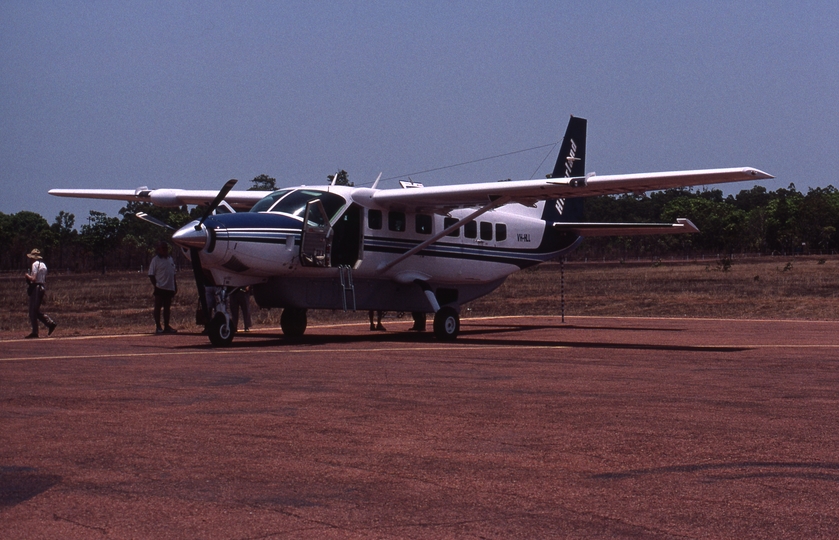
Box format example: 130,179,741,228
207,311,233,347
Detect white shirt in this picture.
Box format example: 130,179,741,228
29,260,47,284
148,255,176,291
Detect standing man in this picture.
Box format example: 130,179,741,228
229,285,253,332
25,248,57,338
148,241,178,334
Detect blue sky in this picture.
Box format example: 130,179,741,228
2,1,837,224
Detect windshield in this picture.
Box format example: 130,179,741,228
258,189,347,221
249,189,293,213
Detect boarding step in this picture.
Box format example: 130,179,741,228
338,265,356,312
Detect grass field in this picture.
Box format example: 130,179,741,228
3,255,839,337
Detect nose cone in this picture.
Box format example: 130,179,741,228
172,222,208,249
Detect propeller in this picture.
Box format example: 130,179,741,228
196,178,237,230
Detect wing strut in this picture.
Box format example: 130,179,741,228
376,196,511,273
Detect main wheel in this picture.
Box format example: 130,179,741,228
281,308,308,338
433,306,460,341
207,312,234,347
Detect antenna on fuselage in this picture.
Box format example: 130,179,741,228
371,172,383,189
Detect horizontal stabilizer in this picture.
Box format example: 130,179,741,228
134,212,175,231
554,218,699,237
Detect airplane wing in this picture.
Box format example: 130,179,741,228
368,167,772,212
48,187,267,210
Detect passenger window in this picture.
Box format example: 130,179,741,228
368,209,382,230
444,217,460,237
416,214,432,234
496,223,507,242
388,211,406,232
464,221,477,239
480,222,493,241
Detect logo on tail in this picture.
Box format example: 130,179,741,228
543,116,586,222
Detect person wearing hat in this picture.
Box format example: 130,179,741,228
148,241,178,334
25,248,57,338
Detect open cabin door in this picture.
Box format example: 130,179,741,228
299,199,333,267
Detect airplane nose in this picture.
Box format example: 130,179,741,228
172,223,208,249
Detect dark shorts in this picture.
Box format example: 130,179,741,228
153,288,175,300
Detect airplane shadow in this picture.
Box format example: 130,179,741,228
175,322,749,354
592,461,839,483
475,322,685,333
0,466,62,509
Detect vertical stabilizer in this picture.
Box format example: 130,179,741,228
542,116,587,222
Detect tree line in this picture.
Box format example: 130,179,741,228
575,184,839,261
1,179,836,272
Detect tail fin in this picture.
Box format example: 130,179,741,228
542,115,587,222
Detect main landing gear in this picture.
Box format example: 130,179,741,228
280,308,307,338
433,306,460,341
415,280,460,341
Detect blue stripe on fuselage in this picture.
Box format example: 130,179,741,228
205,212,303,231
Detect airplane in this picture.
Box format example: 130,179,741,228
50,116,772,346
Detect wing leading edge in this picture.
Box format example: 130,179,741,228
367,167,772,213
48,187,266,210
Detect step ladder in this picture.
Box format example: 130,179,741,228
338,265,356,312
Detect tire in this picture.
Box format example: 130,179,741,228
433,306,460,341
281,308,308,338
207,312,234,347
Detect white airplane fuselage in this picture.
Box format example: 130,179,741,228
173,184,579,314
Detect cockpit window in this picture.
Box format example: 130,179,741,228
250,189,292,213
250,189,347,222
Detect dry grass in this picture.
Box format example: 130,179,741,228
3,256,839,337
470,256,839,320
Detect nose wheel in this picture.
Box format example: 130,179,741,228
207,312,233,347
433,306,460,341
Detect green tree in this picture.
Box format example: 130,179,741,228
661,196,745,254
797,186,839,253
0,212,11,268
80,210,121,272
249,174,277,191
6,211,53,269
764,184,804,254
327,170,352,186
51,211,77,269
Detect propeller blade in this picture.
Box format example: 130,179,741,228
134,212,176,231
196,179,238,230
190,246,210,324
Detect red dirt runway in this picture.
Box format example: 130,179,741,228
2,316,838,538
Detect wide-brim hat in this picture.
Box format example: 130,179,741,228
27,249,42,260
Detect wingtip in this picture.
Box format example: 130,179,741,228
747,167,774,180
